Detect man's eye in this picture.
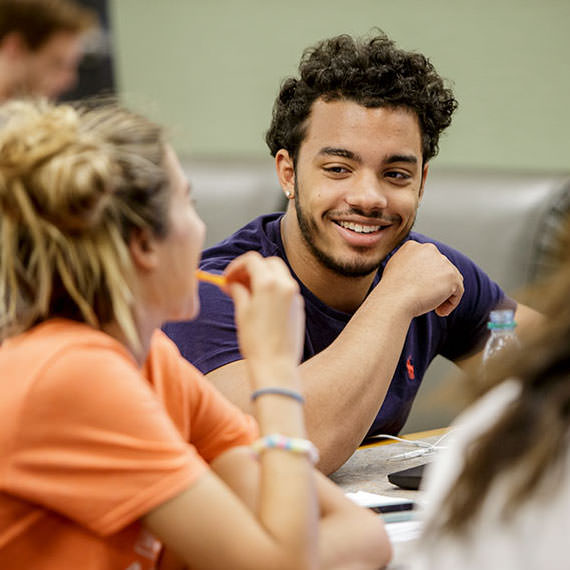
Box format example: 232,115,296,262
324,166,349,174
386,171,411,180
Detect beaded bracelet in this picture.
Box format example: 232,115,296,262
250,387,305,404
251,433,320,465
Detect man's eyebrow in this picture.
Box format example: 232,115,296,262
318,148,419,166
385,154,418,165
318,147,363,162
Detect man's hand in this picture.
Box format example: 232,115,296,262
380,240,464,318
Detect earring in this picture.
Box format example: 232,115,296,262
285,190,293,199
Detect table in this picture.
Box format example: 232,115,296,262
330,428,447,494
329,428,448,569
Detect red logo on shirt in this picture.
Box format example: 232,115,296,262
406,356,415,380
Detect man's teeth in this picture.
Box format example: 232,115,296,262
338,221,381,234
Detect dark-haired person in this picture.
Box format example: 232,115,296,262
0,0,96,102
164,32,541,475
0,99,390,569
408,214,570,570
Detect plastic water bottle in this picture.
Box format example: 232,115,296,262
482,309,521,366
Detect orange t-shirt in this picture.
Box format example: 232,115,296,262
0,319,258,569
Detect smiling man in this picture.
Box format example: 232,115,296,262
164,33,540,474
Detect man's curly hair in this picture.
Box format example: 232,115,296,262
265,32,458,165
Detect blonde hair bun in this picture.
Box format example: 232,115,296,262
0,98,168,347
0,99,115,232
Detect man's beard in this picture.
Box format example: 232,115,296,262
293,181,413,278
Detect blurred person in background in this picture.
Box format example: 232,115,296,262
409,213,570,570
0,0,96,102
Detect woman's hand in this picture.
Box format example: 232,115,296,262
223,252,305,372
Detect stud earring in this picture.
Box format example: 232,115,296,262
285,190,293,198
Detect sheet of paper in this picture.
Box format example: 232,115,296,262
346,490,414,508
385,520,423,543
346,490,423,543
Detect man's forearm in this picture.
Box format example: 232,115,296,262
208,290,413,475
208,240,465,474
299,292,413,474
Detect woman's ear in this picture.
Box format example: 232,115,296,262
129,226,159,271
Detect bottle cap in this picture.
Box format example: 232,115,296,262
487,309,517,329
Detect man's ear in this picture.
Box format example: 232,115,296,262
275,149,296,200
129,226,159,271
419,162,429,202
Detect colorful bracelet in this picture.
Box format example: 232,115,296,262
251,433,320,465
250,387,305,404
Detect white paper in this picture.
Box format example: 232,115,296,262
385,520,423,543
345,490,414,508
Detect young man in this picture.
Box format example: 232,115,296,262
164,33,540,474
0,0,96,102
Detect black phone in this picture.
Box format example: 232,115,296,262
369,499,415,514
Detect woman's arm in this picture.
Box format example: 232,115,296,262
210,446,392,570
145,253,390,569
150,446,390,570
314,470,391,569
143,456,315,570
145,253,316,570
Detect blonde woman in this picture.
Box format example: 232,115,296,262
0,100,390,569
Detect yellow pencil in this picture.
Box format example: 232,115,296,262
196,269,227,287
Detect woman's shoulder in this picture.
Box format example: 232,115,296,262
1,318,135,368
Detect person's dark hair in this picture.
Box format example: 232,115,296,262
0,0,96,51
427,214,570,536
265,32,458,165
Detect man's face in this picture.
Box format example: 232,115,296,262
290,99,427,277
19,31,83,99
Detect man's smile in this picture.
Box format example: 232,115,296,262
335,220,388,234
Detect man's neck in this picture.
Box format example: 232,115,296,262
280,212,377,313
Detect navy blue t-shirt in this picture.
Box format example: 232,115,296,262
164,213,514,437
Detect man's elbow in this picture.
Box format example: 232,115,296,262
311,426,362,475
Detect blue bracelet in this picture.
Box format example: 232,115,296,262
250,387,305,404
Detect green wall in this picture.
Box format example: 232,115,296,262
111,0,570,171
